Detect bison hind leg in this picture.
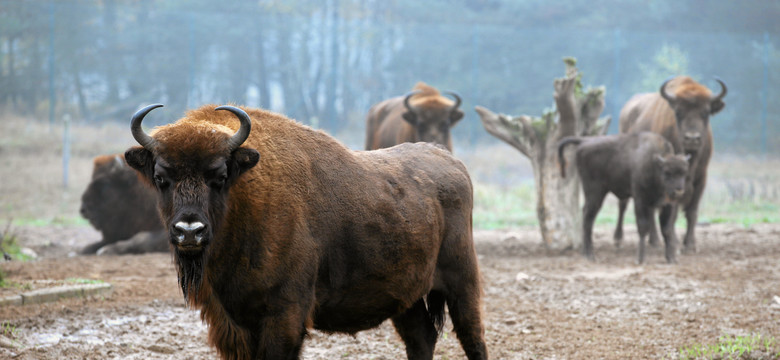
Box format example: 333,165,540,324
391,297,440,360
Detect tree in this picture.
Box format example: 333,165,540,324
475,58,610,250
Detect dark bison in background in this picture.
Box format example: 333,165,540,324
617,76,726,253
124,104,488,359
558,133,689,263
365,82,464,152
79,154,167,255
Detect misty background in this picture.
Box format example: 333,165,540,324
1,0,779,152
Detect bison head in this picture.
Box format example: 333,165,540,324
124,104,259,254
655,153,690,203
401,90,464,148
660,78,727,154
125,104,260,298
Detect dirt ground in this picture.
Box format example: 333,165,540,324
1,223,778,360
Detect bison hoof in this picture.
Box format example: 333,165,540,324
681,245,697,254
583,253,596,262
648,239,660,248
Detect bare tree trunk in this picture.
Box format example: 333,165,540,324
476,58,611,250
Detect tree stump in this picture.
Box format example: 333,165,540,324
475,58,611,251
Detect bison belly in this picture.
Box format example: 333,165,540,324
311,220,441,333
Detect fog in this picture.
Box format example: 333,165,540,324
1,0,779,152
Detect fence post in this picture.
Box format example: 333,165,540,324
62,114,71,189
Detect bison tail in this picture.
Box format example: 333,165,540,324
426,290,446,334
557,136,583,178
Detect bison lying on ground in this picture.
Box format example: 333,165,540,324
558,132,689,263
124,104,488,359
365,82,463,152
618,76,726,253
79,154,168,255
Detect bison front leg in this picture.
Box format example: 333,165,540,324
582,190,607,261
633,200,654,264
392,297,440,360
682,178,706,254
659,204,680,264
253,310,308,360
613,198,629,248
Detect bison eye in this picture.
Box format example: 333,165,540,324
209,175,227,189
154,174,168,189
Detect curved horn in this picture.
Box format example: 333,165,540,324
445,91,462,111
215,105,252,152
131,104,163,150
659,78,675,103
403,90,422,112
711,77,727,102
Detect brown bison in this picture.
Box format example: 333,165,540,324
79,154,167,255
365,82,463,151
558,133,689,263
617,76,726,253
124,104,488,359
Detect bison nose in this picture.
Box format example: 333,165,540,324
684,132,701,143
172,221,207,246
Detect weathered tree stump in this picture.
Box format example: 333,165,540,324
475,58,611,251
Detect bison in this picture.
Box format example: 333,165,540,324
558,132,689,263
365,82,463,152
617,76,726,253
124,104,488,359
79,154,167,255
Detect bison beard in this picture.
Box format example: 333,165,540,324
174,247,206,301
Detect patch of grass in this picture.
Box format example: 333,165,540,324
0,280,32,291
1,321,18,338
1,220,33,262
473,182,537,229
677,333,780,360
473,180,780,231
12,216,89,227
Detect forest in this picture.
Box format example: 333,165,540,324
1,0,779,152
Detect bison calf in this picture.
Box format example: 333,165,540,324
558,132,689,263
79,154,168,255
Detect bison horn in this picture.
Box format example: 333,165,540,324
445,91,462,111
215,105,252,152
659,78,675,103
403,90,422,112
712,77,727,102
131,104,163,151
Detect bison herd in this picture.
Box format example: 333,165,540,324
75,77,725,359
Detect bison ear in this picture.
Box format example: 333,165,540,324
401,111,418,126
710,99,725,115
450,109,464,125
231,148,260,177
124,147,155,181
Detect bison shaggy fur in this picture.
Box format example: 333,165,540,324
124,104,488,360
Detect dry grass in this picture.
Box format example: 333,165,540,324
1,113,778,229
0,114,137,224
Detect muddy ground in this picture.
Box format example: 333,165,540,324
1,223,779,359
